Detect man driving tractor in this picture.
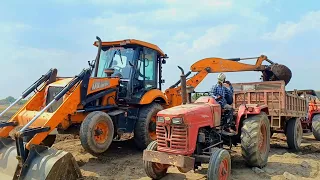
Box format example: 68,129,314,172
210,73,235,133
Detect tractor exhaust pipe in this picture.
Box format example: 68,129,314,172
178,66,187,105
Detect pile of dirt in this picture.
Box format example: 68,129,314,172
51,133,320,180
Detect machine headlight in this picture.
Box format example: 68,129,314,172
157,116,165,123
172,117,183,124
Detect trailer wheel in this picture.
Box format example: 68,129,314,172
207,148,231,180
80,111,114,154
134,103,164,150
286,118,303,151
143,141,168,179
241,112,270,168
312,114,320,141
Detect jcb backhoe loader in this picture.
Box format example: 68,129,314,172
0,36,291,179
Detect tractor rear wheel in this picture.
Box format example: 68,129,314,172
80,111,114,154
286,118,303,151
143,141,168,179
134,103,164,150
312,114,320,141
241,112,270,168
207,148,231,180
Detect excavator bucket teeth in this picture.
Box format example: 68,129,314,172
0,137,82,180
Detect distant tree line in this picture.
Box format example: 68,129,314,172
0,96,28,105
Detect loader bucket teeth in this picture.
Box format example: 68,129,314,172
0,137,82,180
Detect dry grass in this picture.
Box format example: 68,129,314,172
0,105,22,121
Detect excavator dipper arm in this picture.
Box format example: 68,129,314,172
165,55,291,107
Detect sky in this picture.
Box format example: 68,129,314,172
0,0,319,99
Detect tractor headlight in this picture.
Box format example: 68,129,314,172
157,116,165,123
172,117,183,124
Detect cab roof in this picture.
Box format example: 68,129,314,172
93,39,165,57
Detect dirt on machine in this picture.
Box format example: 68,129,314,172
0,35,292,179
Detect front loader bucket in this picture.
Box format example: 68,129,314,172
0,137,82,180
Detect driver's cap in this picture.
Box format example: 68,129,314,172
218,73,226,83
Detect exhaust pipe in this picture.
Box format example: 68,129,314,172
93,36,102,77
178,66,187,105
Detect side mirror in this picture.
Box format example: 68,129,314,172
162,59,166,64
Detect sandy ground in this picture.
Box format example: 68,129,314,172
52,133,320,180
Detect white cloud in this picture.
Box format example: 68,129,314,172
262,10,320,41
191,24,238,53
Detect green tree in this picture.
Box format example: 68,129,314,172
5,96,16,104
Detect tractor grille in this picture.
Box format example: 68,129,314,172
46,86,64,113
156,124,188,151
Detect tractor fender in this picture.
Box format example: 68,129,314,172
235,104,269,134
139,89,168,105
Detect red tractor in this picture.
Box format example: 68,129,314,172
142,67,271,180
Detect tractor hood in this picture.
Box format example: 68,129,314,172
158,104,207,116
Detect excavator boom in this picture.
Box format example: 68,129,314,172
166,55,292,107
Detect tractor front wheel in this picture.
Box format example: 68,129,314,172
143,141,168,179
80,111,114,155
207,148,231,180
312,114,320,141
241,112,270,168
134,103,164,150
286,118,303,151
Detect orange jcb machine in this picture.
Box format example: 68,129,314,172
0,36,291,179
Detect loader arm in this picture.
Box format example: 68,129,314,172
165,55,279,107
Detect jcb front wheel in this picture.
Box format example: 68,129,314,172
312,114,320,141
134,103,164,150
207,148,231,180
143,141,168,179
80,111,114,155
241,112,270,168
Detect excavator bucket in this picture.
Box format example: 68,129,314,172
0,137,82,180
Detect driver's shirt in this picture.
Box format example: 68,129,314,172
210,84,227,107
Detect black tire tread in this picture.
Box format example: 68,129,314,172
143,141,168,179
207,148,231,180
312,114,320,141
286,118,302,151
134,103,164,150
241,112,270,168
80,111,114,155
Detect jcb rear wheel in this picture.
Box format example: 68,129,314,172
207,148,231,180
143,141,168,179
241,112,270,168
80,111,114,154
286,118,303,151
312,114,320,141
134,103,164,150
